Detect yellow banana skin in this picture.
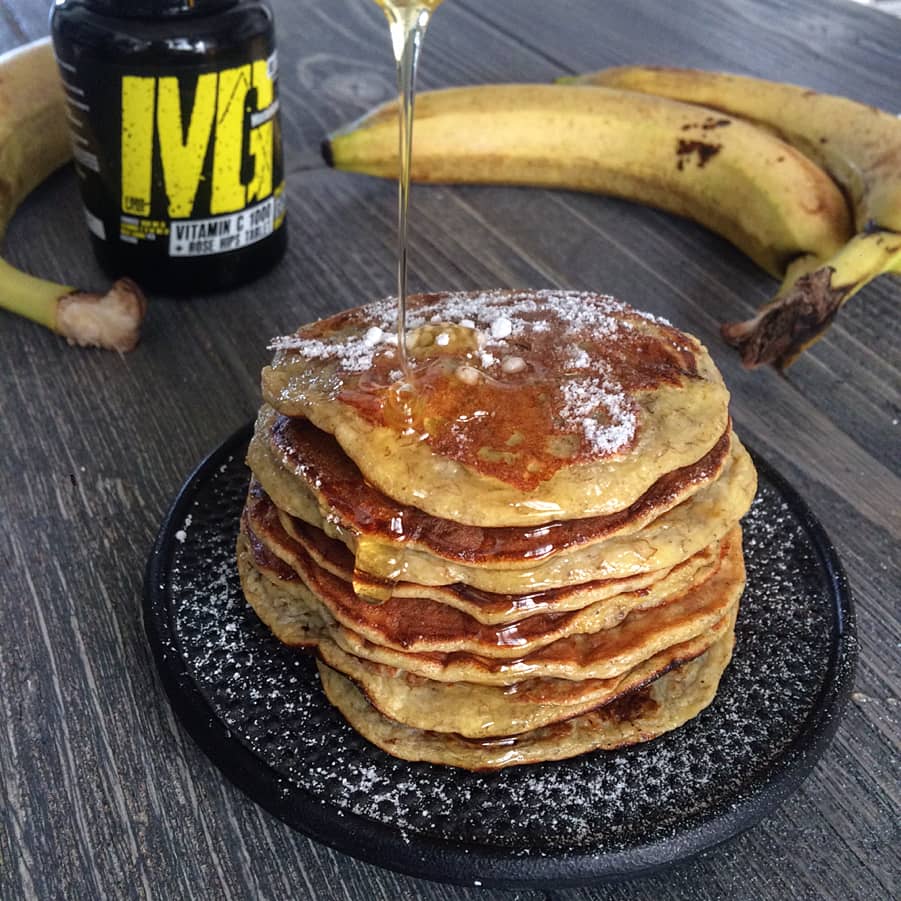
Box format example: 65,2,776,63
0,38,145,351
572,67,901,233
568,67,901,367
0,39,71,239
327,84,852,280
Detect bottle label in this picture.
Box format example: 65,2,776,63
167,195,279,257
58,47,285,261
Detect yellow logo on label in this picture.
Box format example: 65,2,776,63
120,59,276,218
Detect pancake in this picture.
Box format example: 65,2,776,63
316,608,735,739
257,407,732,564
238,525,744,685
281,507,720,626
261,290,731,526
243,481,724,656
329,527,744,684
237,534,330,647
248,416,755,593
238,531,736,740
318,626,736,770
249,404,731,576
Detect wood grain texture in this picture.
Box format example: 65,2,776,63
0,0,898,899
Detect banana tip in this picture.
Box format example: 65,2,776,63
721,266,842,370
321,138,335,169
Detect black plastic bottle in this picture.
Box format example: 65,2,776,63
51,0,286,293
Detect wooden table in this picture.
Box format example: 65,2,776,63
1,0,899,898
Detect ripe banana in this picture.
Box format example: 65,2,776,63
566,67,901,367
0,37,145,352
326,83,851,316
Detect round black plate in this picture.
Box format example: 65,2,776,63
144,423,856,889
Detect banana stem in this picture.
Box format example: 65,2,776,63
0,257,147,352
722,230,901,369
0,256,68,328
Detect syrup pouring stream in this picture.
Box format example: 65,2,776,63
374,0,444,377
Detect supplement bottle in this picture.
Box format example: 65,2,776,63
51,0,286,292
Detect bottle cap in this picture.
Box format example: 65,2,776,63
83,0,237,17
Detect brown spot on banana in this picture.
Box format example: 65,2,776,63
675,139,722,168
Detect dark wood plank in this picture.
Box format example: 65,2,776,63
1,1,899,899
0,0,46,43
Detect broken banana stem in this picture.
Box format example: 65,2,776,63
721,231,901,369
0,258,147,352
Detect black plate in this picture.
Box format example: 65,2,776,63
144,423,856,889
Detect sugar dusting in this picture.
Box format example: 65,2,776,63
174,513,193,544
267,290,680,457
560,377,638,454
160,455,853,859
268,290,662,369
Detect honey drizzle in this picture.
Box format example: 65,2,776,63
374,0,444,377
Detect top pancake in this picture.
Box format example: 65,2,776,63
262,290,730,526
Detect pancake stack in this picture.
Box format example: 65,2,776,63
238,290,757,770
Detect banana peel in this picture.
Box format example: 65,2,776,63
326,84,851,281
0,38,146,352
565,66,901,368
567,67,901,233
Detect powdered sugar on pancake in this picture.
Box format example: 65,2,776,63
268,333,380,374
269,290,667,374
267,290,699,470
560,378,638,455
